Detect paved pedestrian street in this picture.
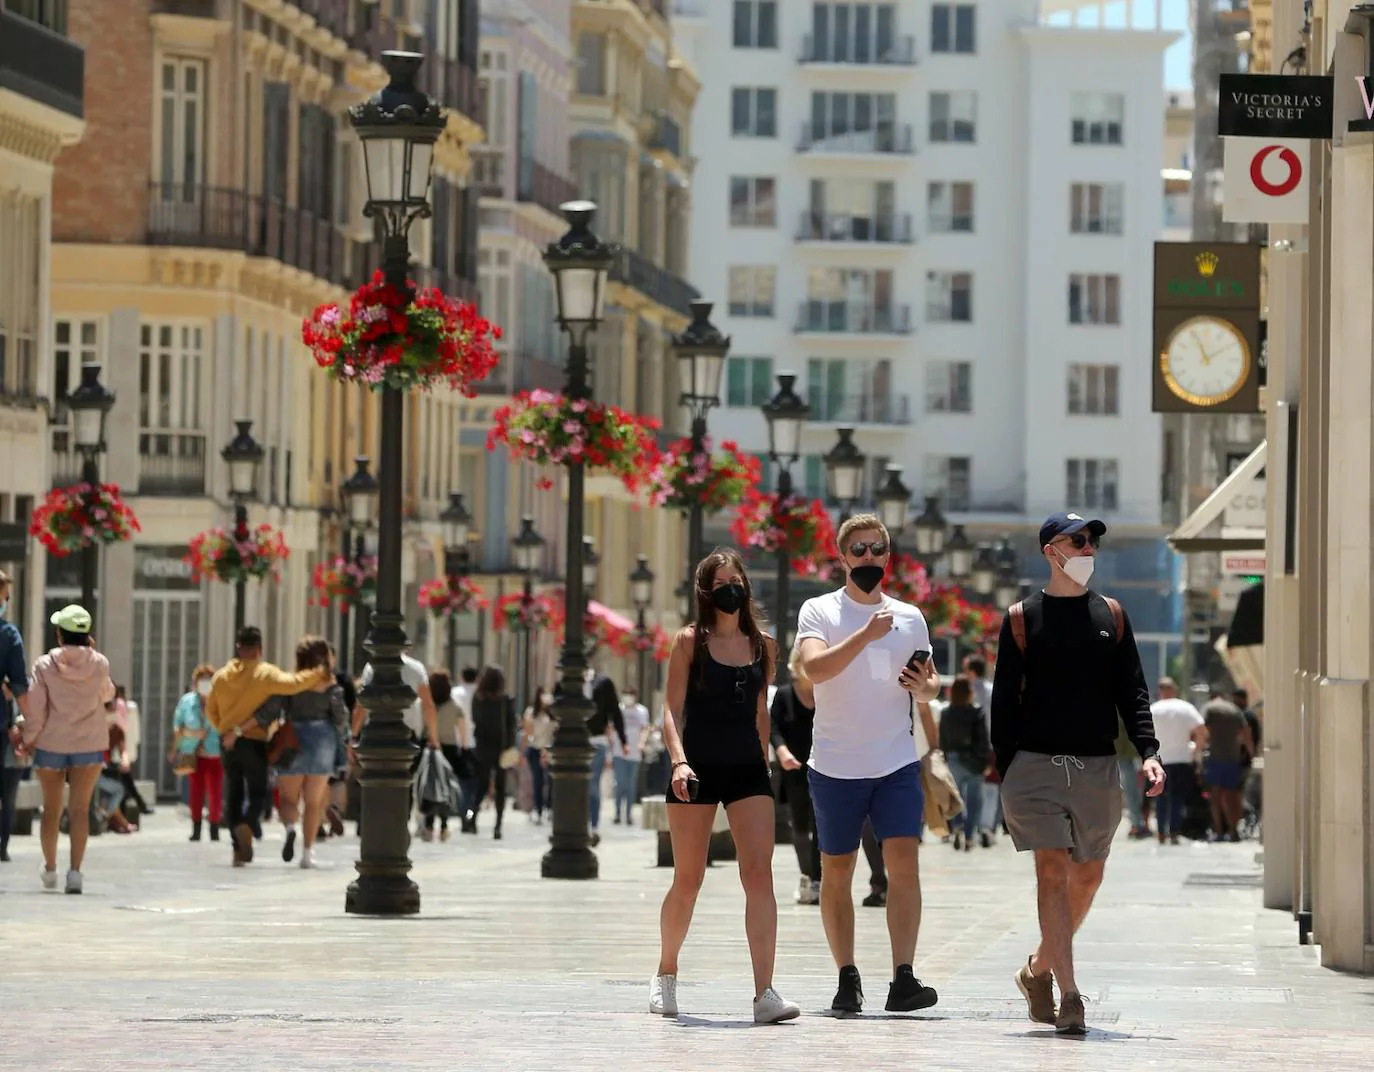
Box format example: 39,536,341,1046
2,810,1370,1071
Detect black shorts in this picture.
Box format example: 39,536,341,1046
666,762,772,808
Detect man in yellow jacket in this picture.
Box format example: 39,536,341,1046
208,625,329,866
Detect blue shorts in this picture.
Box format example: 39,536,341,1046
33,749,105,771
281,720,340,777
1204,758,1244,791
808,761,924,856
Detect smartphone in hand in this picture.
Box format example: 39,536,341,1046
686,775,701,802
905,648,932,673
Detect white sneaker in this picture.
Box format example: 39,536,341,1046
649,973,678,1016
795,875,820,905
40,868,58,891
753,987,801,1024
65,869,82,895
299,849,316,869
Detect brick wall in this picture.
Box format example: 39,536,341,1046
51,0,154,245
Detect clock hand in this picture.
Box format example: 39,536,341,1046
1195,338,1212,366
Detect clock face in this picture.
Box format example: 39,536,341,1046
1161,316,1251,406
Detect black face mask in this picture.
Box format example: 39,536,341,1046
849,564,885,594
710,583,746,614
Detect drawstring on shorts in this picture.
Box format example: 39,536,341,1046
1050,754,1085,788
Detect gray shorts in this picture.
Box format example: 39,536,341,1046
1000,751,1122,863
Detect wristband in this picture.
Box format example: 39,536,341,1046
671,760,691,771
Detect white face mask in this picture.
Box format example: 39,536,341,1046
196,680,212,697
1056,550,1096,587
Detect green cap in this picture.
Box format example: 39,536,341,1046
50,604,92,634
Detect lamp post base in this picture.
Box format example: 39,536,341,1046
540,845,600,880
345,873,421,916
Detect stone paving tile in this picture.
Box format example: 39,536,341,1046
2,810,1371,1071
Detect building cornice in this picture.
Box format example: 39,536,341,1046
0,91,83,156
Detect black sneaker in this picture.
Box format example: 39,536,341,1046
831,965,864,1013
282,828,296,863
885,965,939,1012
861,890,887,908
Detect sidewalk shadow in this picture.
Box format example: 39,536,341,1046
1011,1028,1173,1042
822,1010,949,1022
673,1016,795,1029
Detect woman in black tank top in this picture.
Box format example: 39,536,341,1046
649,549,799,1025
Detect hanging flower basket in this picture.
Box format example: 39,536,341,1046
302,270,502,394
185,524,289,586
959,604,1005,643
885,552,934,606
417,576,489,619
487,390,661,495
492,590,564,633
585,608,635,656
730,489,837,578
310,554,378,609
30,483,141,557
647,437,761,513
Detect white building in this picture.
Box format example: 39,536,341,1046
674,0,1181,662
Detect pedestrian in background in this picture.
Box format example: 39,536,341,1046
171,663,222,842
0,570,32,865
770,646,820,905
469,664,517,840
612,685,649,826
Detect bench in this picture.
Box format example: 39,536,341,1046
640,799,736,867
9,777,156,836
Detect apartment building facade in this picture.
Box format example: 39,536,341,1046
0,0,85,652
676,0,1181,669
46,0,483,792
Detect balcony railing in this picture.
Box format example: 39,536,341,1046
291,0,351,41
516,160,579,219
795,302,913,335
809,393,912,426
138,431,207,497
799,33,917,65
797,122,914,155
0,7,84,119
797,211,913,244
609,247,700,319
147,183,371,291
648,113,682,157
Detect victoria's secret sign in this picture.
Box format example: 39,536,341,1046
1217,74,1333,139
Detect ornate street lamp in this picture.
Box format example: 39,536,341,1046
440,491,473,674
823,427,865,519
875,465,911,548
345,50,444,917
944,523,974,582
672,300,729,582
338,456,380,675
760,372,809,683
970,544,998,597
911,495,949,564
65,363,115,616
511,515,545,716
542,200,617,881
630,554,654,700
220,419,265,635
994,567,1021,609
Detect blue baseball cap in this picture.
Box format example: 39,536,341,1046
1039,512,1107,548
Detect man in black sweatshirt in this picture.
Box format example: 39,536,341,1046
991,512,1164,1036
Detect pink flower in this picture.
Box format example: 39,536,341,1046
520,429,537,444
570,399,588,413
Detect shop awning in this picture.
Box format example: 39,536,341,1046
587,600,636,634
1167,440,1267,553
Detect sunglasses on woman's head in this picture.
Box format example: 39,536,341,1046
1060,532,1101,550
847,540,889,558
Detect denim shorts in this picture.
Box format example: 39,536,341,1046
281,720,340,776
807,761,924,856
33,749,106,771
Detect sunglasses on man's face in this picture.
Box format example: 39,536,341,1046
847,541,889,558
1059,532,1101,550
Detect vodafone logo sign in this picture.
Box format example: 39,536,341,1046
1248,144,1302,197
1222,136,1309,225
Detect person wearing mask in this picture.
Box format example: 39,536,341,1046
1150,677,1206,845
992,512,1164,1034
613,685,650,826
652,549,799,1024
522,689,555,825
796,514,943,1016
584,667,626,847
267,636,349,868
1,571,32,864
207,626,331,867
16,605,115,894
1201,690,1253,841
938,677,992,852
172,663,222,842
422,668,469,842
469,665,517,839
770,647,819,905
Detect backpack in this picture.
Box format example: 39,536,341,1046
1007,595,1124,698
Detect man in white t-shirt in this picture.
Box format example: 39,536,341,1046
796,513,943,1016
612,687,650,825
1150,677,1206,844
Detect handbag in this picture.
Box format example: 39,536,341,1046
171,750,198,776
921,749,966,839
268,720,300,768
498,746,520,770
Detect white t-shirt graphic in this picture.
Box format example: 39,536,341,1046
795,588,931,779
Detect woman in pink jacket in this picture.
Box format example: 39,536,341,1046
16,604,115,894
